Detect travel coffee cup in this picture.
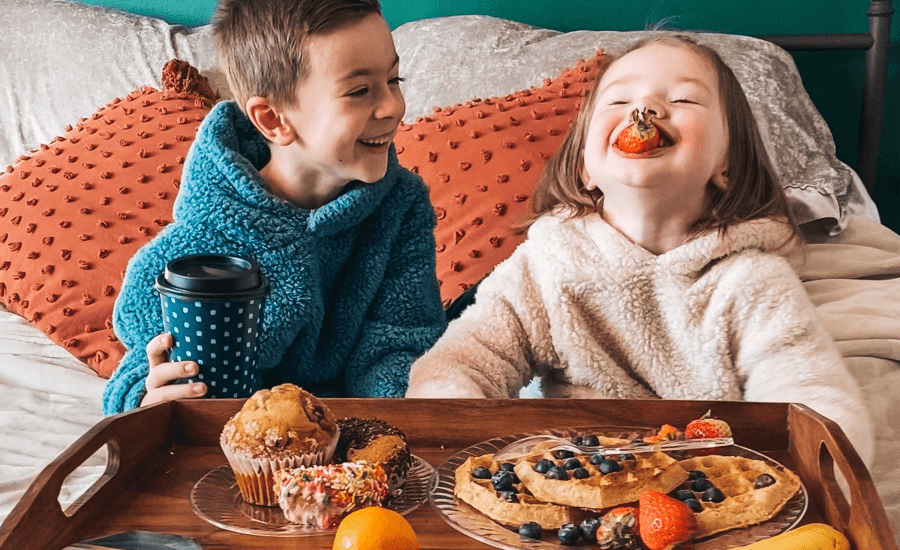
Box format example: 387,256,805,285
155,254,269,398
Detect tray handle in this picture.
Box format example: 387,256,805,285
788,403,899,550
0,403,173,550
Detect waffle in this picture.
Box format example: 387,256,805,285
513,444,689,510
678,455,801,538
454,454,576,529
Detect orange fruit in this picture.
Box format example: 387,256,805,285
333,506,419,550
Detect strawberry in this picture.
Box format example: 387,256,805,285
639,491,697,550
643,424,684,443
604,506,640,533
616,107,660,153
684,411,732,440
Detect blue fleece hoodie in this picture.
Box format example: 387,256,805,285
102,101,447,415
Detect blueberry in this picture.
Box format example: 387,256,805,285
571,435,584,446
684,498,703,513
519,521,542,539
557,523,580,546
563,457,582,470
499,490,519,503
674,489,695,501
545,466,569,480
688,470,708,480
582,434,600,447
619,453,636,461
589,453,605,465
471,466,491,480
573,467,590,479
491,470,515,491
499,462,516,472
599,459,621,474
534,458,554,474
692,478,714,492
578,517,601,542
702,487,726,503
754,473,776,489
554,449,576,459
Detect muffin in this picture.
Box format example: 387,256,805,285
220,383,339,506
274,462,389,528
335,417,412,491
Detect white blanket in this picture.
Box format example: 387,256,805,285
0,307,105,518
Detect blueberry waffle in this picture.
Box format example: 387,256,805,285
675,455,801,538
454,454,576,529
513,441,689,510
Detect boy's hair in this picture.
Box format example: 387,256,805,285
213,0,383,112
526,34,802,244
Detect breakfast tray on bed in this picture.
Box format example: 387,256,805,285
1,399,896,549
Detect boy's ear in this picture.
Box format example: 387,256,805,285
711,168,729,190
245,96,296,146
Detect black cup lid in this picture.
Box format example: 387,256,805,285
155,254,268,300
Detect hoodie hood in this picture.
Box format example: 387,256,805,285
173,101,396,248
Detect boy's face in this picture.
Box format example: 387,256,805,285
582,42,730,200
279,13,405,186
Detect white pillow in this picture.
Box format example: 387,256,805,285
0,0,230,166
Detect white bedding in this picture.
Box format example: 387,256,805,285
0,306,105,518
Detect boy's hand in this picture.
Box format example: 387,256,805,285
140,333,207,407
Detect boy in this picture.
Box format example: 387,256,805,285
102,0,447,415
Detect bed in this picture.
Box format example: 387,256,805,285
0,0,898,543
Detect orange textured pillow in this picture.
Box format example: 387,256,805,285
0,60,217,377
395,50,609,307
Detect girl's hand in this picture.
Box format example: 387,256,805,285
140,333,207,407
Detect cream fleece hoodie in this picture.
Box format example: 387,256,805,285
408,212,874,464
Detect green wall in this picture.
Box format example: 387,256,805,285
76,0,899,232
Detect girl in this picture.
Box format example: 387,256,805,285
406,35,873,464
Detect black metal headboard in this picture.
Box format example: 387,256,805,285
757,0,894,196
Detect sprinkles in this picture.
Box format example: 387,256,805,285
274,461,389,529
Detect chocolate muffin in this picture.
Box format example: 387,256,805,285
335,417,412,491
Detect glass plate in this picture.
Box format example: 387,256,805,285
429,427,807,550
191,455,434,537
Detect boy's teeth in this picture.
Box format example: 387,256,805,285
361,136,389,145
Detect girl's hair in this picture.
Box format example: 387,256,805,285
213,0,382,113
524,34,802,245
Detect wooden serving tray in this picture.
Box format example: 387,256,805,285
1,399,896,550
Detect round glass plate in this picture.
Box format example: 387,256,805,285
430,427,807,550
191,455,434,537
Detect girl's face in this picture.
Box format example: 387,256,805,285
582,42,730,201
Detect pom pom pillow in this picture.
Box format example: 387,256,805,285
0,60,218,376
395,51,609,305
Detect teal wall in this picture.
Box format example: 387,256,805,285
77,0,899,232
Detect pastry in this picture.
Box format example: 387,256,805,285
335,417,412,491
513,443,689,510
273,462,389,529
454,454,576,529
219,383,339,506
676,454,801,538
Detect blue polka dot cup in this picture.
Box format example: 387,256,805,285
155,254,269,398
